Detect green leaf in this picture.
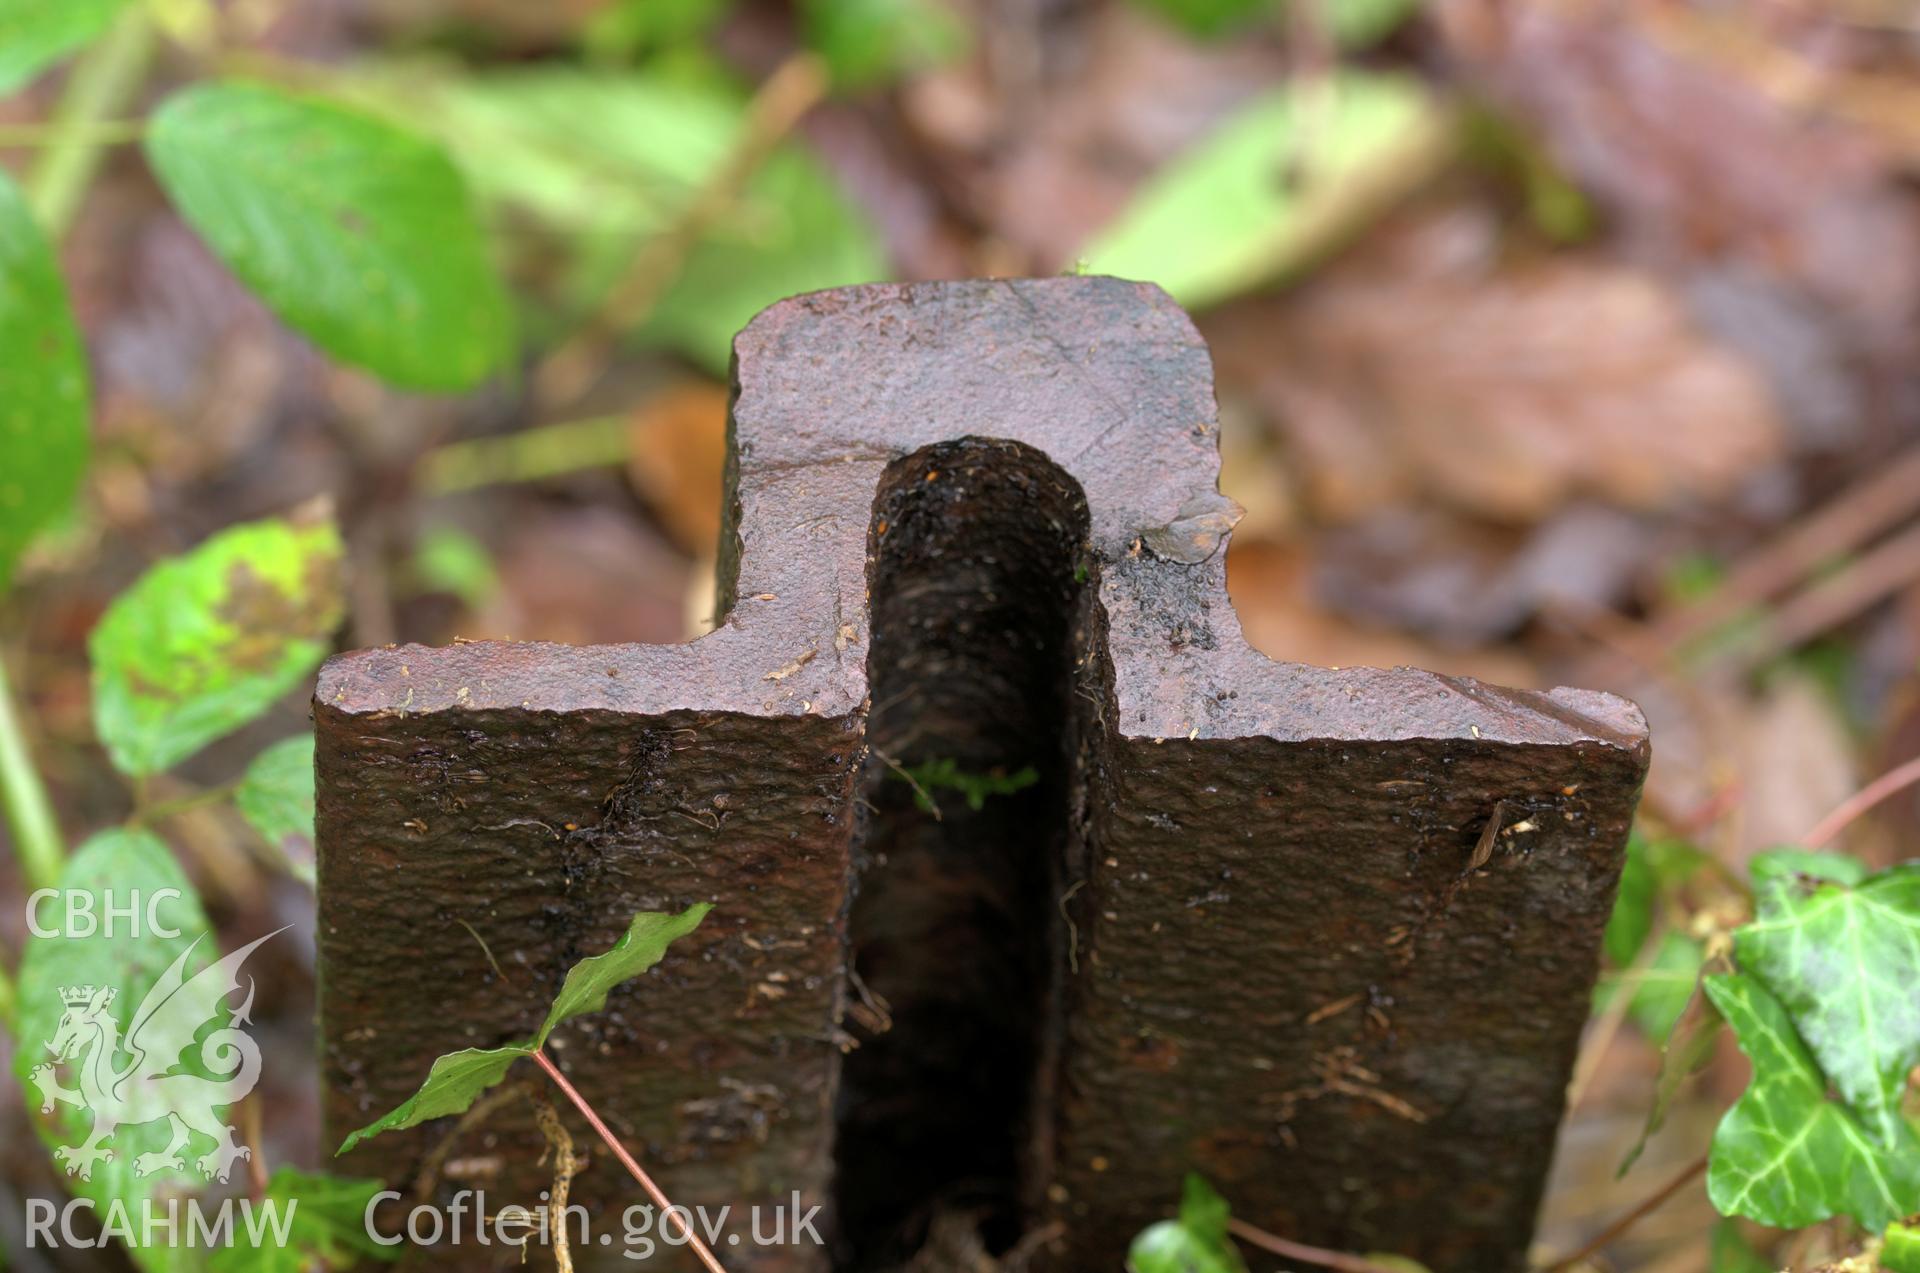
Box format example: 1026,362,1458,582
209,1168,400,1272
1708,1218,1772,1273
235,734,316,884
1619,969,1722,1177
336,1046,523,1155
1883,1220,1920,1273
89,508,344,776
0,168,89,595
537,904,710,1038
145,80,512,390
409,526,497,608
1735,863,1920,1148
0,0,128,93
1127,1174,1248,1273
13,830,214,1273
802,0,968,90
1748,846,1867,909
1321,0,1420,48
1080,72,1442,309
357,68,886,374
1604,833,1657,966
1128,0,1271,38
1873,1221,1920,1267
1703,971,1920,1230
339,904,710,1153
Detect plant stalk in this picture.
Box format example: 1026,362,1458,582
0,654,63,893
27,7,157,234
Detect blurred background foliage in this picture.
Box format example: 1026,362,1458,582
6,0,1920,1269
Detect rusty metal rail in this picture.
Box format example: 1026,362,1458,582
317,278,1648,1272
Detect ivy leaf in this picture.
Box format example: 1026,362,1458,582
145,80,512,391
209,1168,399,1272
12,831,215,1273
1079,72,1444,309
0,0,128,93
0,167,89,595
1734,863,1920,1148
234,734,316,883
1703,971,1920,1230
1127,1174,1249,1273
89,507,344,776
339,904,710,1153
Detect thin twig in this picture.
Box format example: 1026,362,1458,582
533,1048,729,1273
1715,520,1920,677
873,749,940,821
1647,446,1920,658
1802,754,1920,848
1538,1153,1709,1272
534,53,830,408
1225,1217,1416,1273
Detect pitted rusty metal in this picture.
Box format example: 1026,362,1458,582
317,277,1648,1272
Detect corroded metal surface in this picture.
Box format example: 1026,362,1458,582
316,277,1648,1273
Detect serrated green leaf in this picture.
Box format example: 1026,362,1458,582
209,1168,399,1272
1735,864,1920,1147
1703,971,1920,1230
1080,72,1442,309
145,80,512,390
0,0,128,92
1127,1174,1247,1273
0,168,89,595
13,830,214,1273
89,509,344,776
235,734,316,884
339,904,710,1153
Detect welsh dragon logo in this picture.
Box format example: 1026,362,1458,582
28,930,280,1183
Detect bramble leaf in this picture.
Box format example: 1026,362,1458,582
1703,970,1920,1230
339,904,710,1153
235,735,316,883
0,0,128,93
0,168,89,595
145,80,512,391
88,508,344,776
209,1168,399,1272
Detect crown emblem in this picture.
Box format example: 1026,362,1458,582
60,985,114,1008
